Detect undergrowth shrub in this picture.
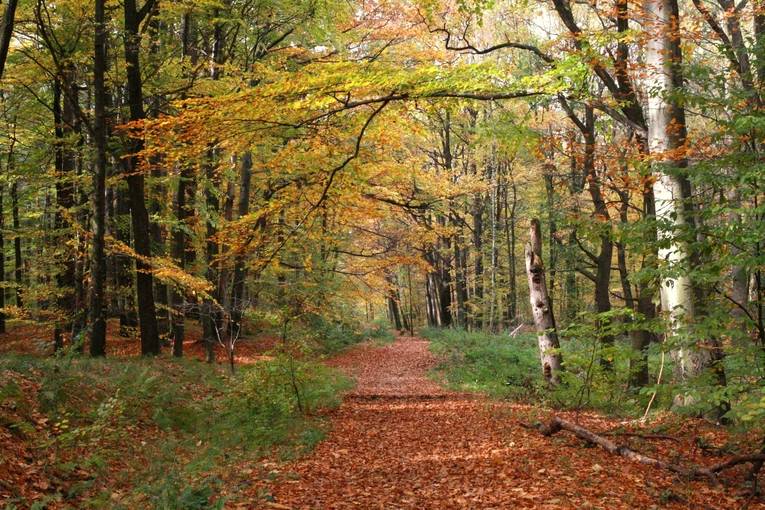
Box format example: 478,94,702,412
553,312,646,416
0,352,351,508
362,318,396,344
137,473,224,510
422,327,543,401
296,313,364,355
423,310,662,417
238,356,350,418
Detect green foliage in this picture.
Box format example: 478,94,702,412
362,318,396,345
422,327,544,401
238,355,350,419
554,310,655,416
0,353,351,507
137,474,224,510
303,312,365,355
423,310,670,418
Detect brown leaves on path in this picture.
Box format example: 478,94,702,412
250,336,759,509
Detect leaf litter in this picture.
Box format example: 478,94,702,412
250,336,764,509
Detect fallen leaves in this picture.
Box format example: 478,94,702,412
248,336,765,509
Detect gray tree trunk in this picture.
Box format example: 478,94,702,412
645,0,712,379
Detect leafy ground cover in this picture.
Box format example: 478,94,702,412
250,336,763,509
3,325,763,508
0,320,358,509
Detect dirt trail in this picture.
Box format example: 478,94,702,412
252,337,751,509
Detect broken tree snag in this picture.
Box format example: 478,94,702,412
525,218,563,386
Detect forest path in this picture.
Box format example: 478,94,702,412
250,336,735,509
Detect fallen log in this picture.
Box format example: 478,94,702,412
605,432,681,443
520,416,765,485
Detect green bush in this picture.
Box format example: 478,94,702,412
362,318,396,344
137,473,223,510
302,313,364,355
423,313,658,417
238,356,350,417
422,327,544,401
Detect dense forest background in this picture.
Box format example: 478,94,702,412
0,0,764,423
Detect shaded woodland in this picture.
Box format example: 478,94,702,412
0,0,763,429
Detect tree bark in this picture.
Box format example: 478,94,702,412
11,179,21,310
170,162,190,357
646,0,696,376
204,151,221,363
453,223,468,329
472,193,484,329
0,181,5,335
114,187,138,335
525,218,563,385
89,0,108,357
503,174,518,328
646,0,723,384
123,0,160,355
521,416,765,484
230,151,253,339
0,0,18,80
202,11,227,363
387,273,403,330
560,101,615,368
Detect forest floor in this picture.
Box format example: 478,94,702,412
246,336,763,509
1,330,762,508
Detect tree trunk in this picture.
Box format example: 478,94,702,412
489,153,499,331
727,190,750,329
230,151,252,340
0,0,18,80
617,188,656,388
0,182,5,335
503,176,518,327
147,22,169,344
453,223,468,329
544,171,557,314
123,0,160,355
525,218,563,386
472,194,484,329
425,272,437,327
407,266,415,336
169,11,201,357
387,273,403,330
11,179,21,310
202,13,227,363
202,147,224,363
646,0,718,380
170,162,190,357
89,0,108,357
583,106,614,368
114,187,138,335
436,232,453,327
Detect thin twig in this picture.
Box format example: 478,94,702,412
640,348,665,423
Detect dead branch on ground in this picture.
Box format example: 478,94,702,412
519,416,765,486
